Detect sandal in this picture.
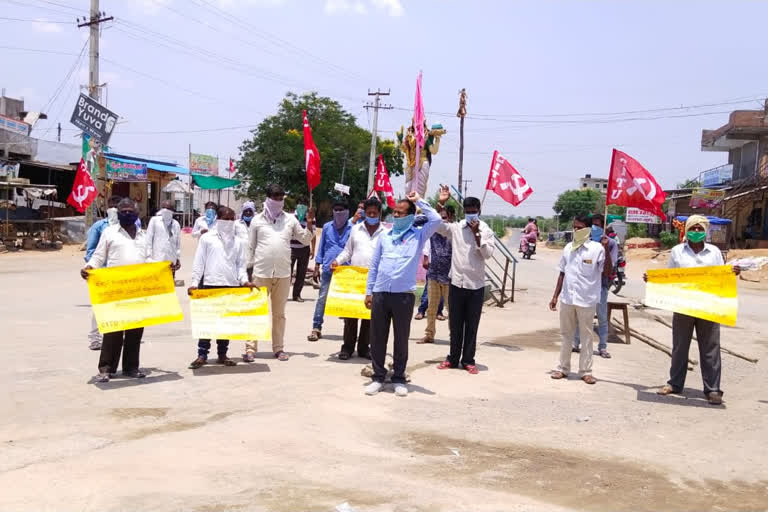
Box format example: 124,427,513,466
436,360,454,370
437,314,447,321
189,357,207,369
417,336,434,344
217,356,237,366
242,352,255,363
275,351,290,361
550,371,567,379
598,349,612,359
414,313,424,320
581,375,597,385
95,372,110,383
464,364,479,375
307,330,321,342
338,352,350,360
657,384,677,396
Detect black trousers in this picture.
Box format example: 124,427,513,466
341,318,370,357
370,292,415,384
447,285,484,367
99,328,143,373
291,245,310,299
669,313,722,394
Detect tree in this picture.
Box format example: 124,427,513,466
236,92,403,212
552,189,602,228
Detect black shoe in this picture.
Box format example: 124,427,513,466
338,351,351,360
122,370,146,379
357,351,371,360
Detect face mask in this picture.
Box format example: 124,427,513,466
295,204,308,222
216,220,235,243
590,225,604,242
572,227,591,249
264,198,284,220
107,207,118,226
356,209,364,223
687,231,707,243
118,211,139,228
391,214,414,242
365,215,380,226
333,210,350,229
242,214,253,224
205,208,216,226
465,213,479,223
159,208,173,226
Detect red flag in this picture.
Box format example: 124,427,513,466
228,157,235,176
485,150,533,207
607,149,666,221
67,158,98,213
302,109,321,191
374,154,396,208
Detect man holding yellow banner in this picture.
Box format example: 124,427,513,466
188,206,254,369
645,215,740,405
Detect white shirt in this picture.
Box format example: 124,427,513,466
335,222,384,267
145,215,181,263
191,231,249,287
235,220,249,241
436,220,495,290
86,224,148,269
558,240,605,307
422,238,430,259
248,211,315,278
669,242,724,269
192,216,216,239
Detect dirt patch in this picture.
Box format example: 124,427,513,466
484,328,562,352
400,432,768,512
252,484,389,512
111,408,170,419
124,411,240,441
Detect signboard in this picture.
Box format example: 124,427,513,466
625,207,661,224
645,265,737,326
0,114,30,136
70,93,118,144
334,183,350,195
700,164,733,187
87,262,183,334
324,266,370,320
189,153,219,176
106,158,147,182
190,287,270,341
0,161,20,178
689,188,726,209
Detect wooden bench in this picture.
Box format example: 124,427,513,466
607,302,631,344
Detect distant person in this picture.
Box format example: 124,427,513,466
192,201,218,238
146,200,181,279
81,198,151,383
650,215,740,405
520,217,539,252
244,184,315,362
308,199,352,341
364,192,442,397
187,206,253,369
419,205,454,344
237,200,255,242
414,279,445,321
332,198,385,359
434,187,495,373
549,215,611,385
290,197,315,302
83,194,122,350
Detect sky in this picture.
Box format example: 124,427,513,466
2,0,767,216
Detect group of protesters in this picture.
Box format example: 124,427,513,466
81,186,738,404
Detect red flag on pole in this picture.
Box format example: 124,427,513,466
228,157,235,176
67,158,98,213
485,150,533,206
374,154,396,208
302,109,321,191
607,149,667,221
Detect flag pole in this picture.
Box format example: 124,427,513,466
481,189,488,209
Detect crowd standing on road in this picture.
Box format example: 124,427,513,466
79,186,739,404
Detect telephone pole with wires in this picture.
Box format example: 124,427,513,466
364,89,392,194
77,0,113,227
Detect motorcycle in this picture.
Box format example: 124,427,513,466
611,255,626,294
522,239,536,259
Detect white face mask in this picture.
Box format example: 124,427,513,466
216,220,235,243
159,208,173,226
107,208,118,225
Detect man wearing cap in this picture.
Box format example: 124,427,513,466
651,215,740,405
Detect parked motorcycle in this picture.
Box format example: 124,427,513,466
611,255,626,294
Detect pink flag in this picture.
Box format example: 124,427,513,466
374,154,396,208
413,71,425,149
485,151,533,207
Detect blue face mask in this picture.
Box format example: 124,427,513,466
391,214,414,242
205,208,216,226
590,225,604,242
365,215,379,225
242,214,253,224
465,213,479,223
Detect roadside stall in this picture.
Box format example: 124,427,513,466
1,181,60,250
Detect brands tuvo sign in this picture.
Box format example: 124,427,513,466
70,94,118,144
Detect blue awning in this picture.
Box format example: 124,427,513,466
104,154,190,175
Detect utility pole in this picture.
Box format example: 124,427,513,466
457,88,467,193
364,89,392,194
78,0,113,228
462,179,472,198
340,151,347,184
57,122,61,142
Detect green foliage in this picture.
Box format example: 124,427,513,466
627,223,648,239
659,231,678,249
677,178,700,189
552,189,603,226
236,92,403,206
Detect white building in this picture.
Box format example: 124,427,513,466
579,173,608,194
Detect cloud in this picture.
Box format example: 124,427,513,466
32,19,64,33
324,0,403,16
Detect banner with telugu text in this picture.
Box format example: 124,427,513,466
324,266,370,320
88,262,183,334
190,287,270,341
645,265,737,326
